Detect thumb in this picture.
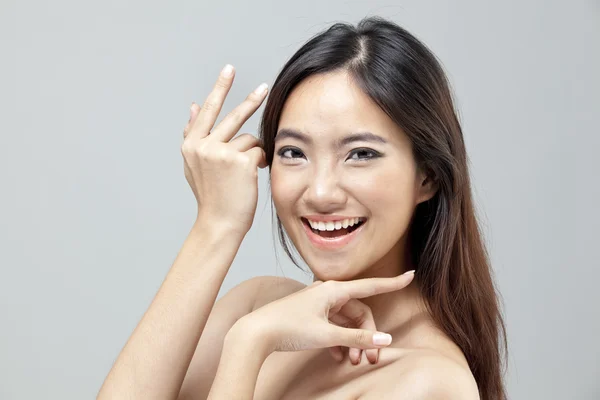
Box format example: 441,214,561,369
329,326,393,349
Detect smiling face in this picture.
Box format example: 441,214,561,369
270,70,437,281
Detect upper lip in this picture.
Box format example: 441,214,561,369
302,215,366,222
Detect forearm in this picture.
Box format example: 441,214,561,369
98,220,245,400
207,319,272,400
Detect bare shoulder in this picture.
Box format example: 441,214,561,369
359,349,480,400
177,275,306,399
251,275,307,311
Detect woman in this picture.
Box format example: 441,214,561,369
98,16,507,400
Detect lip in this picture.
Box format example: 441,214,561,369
301,217,366,251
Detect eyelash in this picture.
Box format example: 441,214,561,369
276,147,382,162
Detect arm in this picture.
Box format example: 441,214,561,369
206,318,273,400
97,220,245,400
177,276,289,399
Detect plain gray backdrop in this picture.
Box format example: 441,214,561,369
1,0,598,399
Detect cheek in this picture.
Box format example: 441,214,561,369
270,166,296,215
351,166,415,210
352,165,417,247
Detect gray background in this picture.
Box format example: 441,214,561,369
1,0,598,399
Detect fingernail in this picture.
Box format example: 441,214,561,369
369,352,378,364
373,333,392,346
402,270,415,276
221,64,234,77
254,82,268,95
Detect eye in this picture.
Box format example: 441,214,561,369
347,148,381,161
277,146,305,159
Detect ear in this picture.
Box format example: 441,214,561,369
416,169,438,205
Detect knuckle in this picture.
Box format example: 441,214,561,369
215,77,230,89
355,309,368,326
181,141,193,154
226,109,243,124
241,154,257,171
354,330,366,346
197,146,210,159
247,90,263,102
237,133,254,141
202,100,216,112
322,280,337,290
214,147,230,162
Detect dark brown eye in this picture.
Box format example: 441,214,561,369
277,146,304,159
347,148,381,161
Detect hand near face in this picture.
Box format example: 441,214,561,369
236,271,415,362
182,64,269,235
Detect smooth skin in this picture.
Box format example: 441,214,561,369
97,65,479,399
207,272,417,399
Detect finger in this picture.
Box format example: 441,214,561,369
183,103,201,139
328,312,366,365
189,64,235,140
348,347,362,365
245,146,267,169
366,346,378,364
328,346,344,362
229,133,261,152
338,299,379,364
211,82,268,143
330,301,363,364
332,270,415,304
328,326,392,350
327,314,355,364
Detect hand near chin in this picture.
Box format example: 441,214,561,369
233,270,416,365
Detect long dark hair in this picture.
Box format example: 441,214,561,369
258,16,507,400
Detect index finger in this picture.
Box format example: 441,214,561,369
188,64,235,140
334,270,415,302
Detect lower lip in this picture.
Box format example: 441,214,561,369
301,219,366,251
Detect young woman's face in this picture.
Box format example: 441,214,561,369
270,70,435,281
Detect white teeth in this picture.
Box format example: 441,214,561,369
306,217,364,231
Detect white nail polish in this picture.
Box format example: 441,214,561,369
254,83,268,95
373,333,392,345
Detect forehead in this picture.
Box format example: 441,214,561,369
278,70,404,143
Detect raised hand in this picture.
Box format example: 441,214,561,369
182,64,268,236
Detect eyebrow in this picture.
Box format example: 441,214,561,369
275,128,388,147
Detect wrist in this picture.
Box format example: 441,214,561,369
190,216,246,246
226,316,275,357
193,211,248,241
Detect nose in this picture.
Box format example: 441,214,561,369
303,164,347,212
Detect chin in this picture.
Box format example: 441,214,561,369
302,255,364,282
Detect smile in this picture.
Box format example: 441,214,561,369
300,216,367,250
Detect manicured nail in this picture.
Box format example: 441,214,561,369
254,82,268,95
221,64,234,77
373,333,392,346
402,270,415,276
